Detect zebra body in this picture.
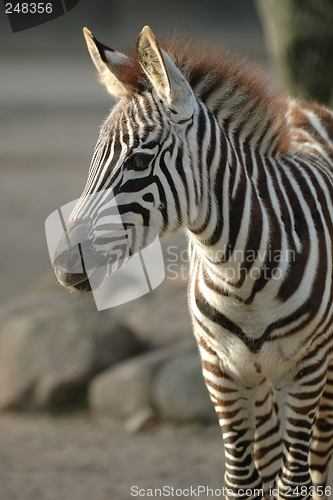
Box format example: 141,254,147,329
54,26,333,499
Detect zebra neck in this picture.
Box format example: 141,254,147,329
186,101,283,296
192,72,290,157
187,100,253,242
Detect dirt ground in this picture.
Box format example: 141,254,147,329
0,414,225,500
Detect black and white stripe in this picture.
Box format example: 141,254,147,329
54,26,333,499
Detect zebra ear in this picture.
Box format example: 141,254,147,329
137,26,195,121
83,27,130,98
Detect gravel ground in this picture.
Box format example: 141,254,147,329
0,414,225,500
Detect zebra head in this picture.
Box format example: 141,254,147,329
54,26,197,292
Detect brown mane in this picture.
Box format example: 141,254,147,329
116,33,291,155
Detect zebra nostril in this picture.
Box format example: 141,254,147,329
142,192,154,203
53,244,88,286
53,221,94,289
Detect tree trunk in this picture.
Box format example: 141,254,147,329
255,0,333,105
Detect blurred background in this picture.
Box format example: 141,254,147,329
0,0,265,306
1,1,333,499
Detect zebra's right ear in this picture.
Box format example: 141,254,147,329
83,27,130,98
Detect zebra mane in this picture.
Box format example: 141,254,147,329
116,34,291,155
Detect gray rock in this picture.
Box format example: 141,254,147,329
88,340,195,421
127,284,195,348
0,307,142,411
89,355,153,419
152,351,217,422
89,341,217,424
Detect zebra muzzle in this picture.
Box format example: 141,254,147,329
53,221,106,292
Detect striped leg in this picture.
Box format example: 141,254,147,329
198,338,264,500
309,363,333,500
254,379,282,497
274,357,328,500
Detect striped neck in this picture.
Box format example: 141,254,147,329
185,97,288,296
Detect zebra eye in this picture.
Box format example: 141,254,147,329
125,153,154,171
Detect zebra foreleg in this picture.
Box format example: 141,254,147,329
273,358,328,500
309,362,333,500
198,338,265,500
254,379,282,497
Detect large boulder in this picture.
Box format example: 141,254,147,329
0,307,142,411
126,284,194,348
89,341,217,426
151,350,217,422
89,341,194,419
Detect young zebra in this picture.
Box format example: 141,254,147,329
54,26,333,499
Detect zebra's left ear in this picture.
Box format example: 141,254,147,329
137,26,195,122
